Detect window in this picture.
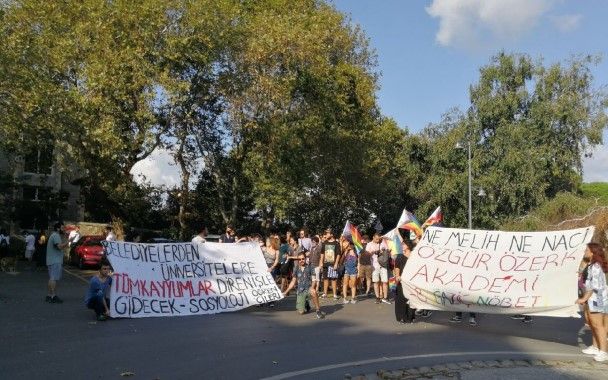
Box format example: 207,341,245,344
23,146,53,174
22,185,50,202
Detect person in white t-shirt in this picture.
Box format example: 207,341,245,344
68,226,81,247
105,226,117,241
24,231,36,269
192,224,208,244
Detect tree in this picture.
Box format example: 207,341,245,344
415,53,608,229
0,0,178,222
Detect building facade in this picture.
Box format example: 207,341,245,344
0,147,83,232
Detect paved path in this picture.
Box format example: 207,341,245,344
0,267,604,379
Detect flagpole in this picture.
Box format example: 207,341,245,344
468,140,472,229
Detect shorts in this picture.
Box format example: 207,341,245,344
372,267,388,283
344,265,357,276
313,267,321,282
25,249,35,259
323,265,338,279
358,265,373,279
48,263,63,281
296,290,310,312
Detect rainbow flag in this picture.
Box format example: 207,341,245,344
396,209,423,238
341,220,364,254
382,228,403,257
422,206,443,229
388,276,397,292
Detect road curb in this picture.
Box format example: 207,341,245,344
345,358,608,379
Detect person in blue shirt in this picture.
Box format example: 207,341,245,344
85,259,113,321
283,252,325,319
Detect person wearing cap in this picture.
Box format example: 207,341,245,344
46,222,67,303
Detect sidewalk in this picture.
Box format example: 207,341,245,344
351,359,607,379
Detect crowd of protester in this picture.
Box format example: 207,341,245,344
193,224,436,323
5,220,606,362
192,223,608,362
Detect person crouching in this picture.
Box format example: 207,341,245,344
85,259,113,321
283,252,325,319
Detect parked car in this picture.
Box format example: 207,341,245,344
69,235,105,269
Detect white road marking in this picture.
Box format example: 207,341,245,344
261,351,584,380
63,267,90,284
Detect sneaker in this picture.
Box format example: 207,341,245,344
315,310,326,319
96,315,107,321
415,309,424,316
375,298,381,304
350,299,357,304
594,351,608,362
45,296,52,303
333,295,340,300
510,314,525,320
469,317,478,326
421,310,433,318
342,298,350,304
449,315,462,323
51,296,63,304
381,298,392,305
582,345,600,355
320,293,327,298
269,302,275,308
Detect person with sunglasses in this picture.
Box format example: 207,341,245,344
283,252,325,319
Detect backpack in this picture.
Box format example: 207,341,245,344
377,249,389,268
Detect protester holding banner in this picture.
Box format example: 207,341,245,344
219,225,236,243
191,224,208,244
394,243,415,324
85,260,112,321
283,252,325,319
577,243,608,362
263,236,280,275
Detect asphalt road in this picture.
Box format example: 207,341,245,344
0,265,597,380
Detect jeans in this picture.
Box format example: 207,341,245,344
87,296,109,316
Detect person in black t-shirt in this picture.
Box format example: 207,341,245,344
219,225,236,243
320,229,341,299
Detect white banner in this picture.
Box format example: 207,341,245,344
402,226,594,317
102,241,283,318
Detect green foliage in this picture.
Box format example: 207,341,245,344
581,182,608,204
1,2,607,237
500,193,608,240
413,53,608,230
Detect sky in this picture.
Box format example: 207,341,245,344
132,0,608,186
